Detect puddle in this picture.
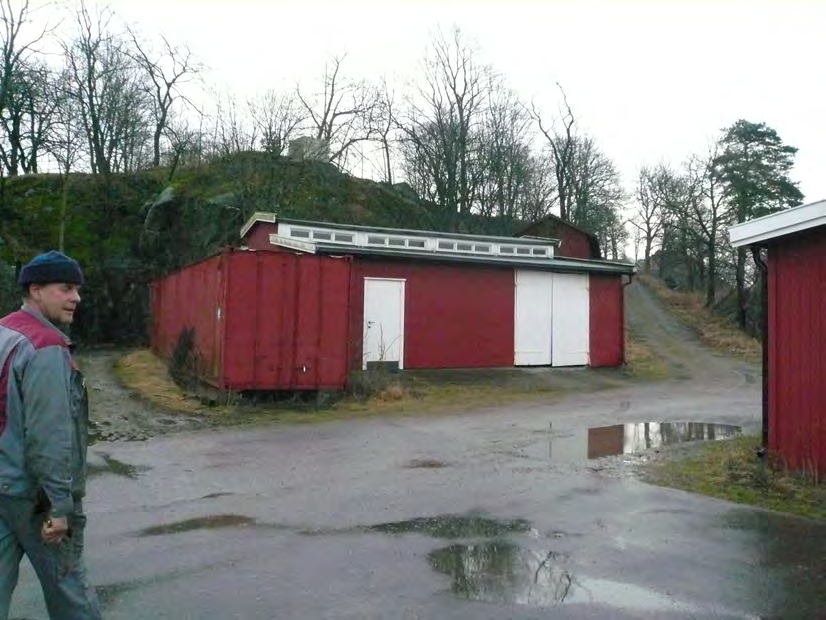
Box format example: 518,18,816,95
549,422,741,462
428,540,702,613
404,459,451,469
138,514,256,536
87,454,150,479
370,515,532,539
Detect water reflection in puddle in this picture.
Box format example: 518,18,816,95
428,541,702,612
371,515,532,539
550,422,741,462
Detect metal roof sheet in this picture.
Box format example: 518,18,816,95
268,234,635,275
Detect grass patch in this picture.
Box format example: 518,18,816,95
115,349,218,415
639,435,826,521
623,330,670,380
114,349,564,427
637,274,761,364
328,371,561,419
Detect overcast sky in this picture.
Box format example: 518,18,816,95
110,0,825,206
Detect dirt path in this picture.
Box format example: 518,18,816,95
624,280,759,388
81,349,209,442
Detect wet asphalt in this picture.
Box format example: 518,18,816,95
9,284,826,619
9,382,826,619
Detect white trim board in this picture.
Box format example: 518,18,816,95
240,211,277,239
729,199,826,247
268,234,317,253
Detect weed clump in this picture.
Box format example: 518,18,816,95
640,436,826,521
169,326,198,390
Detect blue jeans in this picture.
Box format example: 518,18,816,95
0,496,101,620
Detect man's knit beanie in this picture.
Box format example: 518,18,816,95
18,250,84,286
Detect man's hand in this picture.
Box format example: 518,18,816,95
41,515,69,545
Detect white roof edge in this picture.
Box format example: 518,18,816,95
240,211,277,239
729,199,826,247
268,233,317,254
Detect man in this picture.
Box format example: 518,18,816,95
0,250,101,619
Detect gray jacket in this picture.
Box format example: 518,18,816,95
0,306,90,515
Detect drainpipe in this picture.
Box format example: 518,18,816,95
751,246,769,458
621,272,636,365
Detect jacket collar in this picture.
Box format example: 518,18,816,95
20,304,72,346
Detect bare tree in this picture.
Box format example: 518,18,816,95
646,163,705,288
398,27,489,229
517,154,558,222
475,85,532,226
603,211,630,261
567,136,624,229
375,77,396,183
633,166,664,272
127,26,200,167
63,1,151,176
296,54,380,167
0,0,56,175
247,89,304,156
531,83,576,220
45,66,84,250
206,90,256,157
680,145,729,306
0,58,60,173
160,114,201,178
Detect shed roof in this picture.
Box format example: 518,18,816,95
730,199,826,247
241,212,561,246
240,212,635,275
266,233,634,275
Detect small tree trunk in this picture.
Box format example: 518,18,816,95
643,237,652,273
59,173,70,252
735,247,748,330
705,242,717,307
383,139,392,184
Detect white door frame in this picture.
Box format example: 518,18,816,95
362,277,406,369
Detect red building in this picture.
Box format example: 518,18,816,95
730,199,826,475
515,214,602,259
150,214,635,392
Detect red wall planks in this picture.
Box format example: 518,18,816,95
150,253,225,385
243,223,274,251
222,252,351,390
152,250,351,391
768,228,826,474
349,260,515,370
589,275,625,367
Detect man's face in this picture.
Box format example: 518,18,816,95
28,282,82,325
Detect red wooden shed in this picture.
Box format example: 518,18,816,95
730,199,826,475
150,214,635,392
515,214,602,259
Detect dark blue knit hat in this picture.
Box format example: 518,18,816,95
18,251,84,286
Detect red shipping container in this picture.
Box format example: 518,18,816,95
150,249,351,391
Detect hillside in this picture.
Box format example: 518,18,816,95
0,152,471,343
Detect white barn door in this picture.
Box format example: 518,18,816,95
514,271,553,365
363,278,405,369
551,273,590,366
514,270,590,367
